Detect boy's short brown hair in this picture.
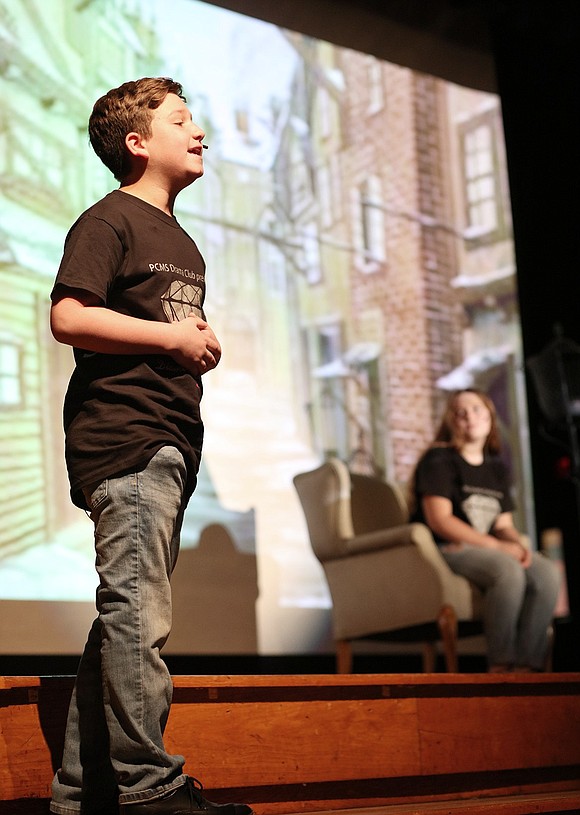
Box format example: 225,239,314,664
89,77,186,181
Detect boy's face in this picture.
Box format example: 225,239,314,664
138,93,206,187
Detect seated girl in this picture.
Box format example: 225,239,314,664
411,388,560,671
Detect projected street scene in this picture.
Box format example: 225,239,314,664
0,0,526,653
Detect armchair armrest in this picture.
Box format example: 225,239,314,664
344,522,433,557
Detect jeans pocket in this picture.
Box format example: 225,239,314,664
83,479,108,511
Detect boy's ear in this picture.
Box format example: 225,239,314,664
125,131,148,159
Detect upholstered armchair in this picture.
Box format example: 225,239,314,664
293,457,484,672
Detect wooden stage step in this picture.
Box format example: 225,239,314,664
1,673,580,814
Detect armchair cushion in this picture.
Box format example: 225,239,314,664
350,471,408,532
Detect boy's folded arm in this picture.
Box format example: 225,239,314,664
50,288,220,374
51,291,178,355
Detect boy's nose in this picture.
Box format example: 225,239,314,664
191,123,205,140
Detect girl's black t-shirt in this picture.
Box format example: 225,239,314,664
52,190,206,509
412,445,514,544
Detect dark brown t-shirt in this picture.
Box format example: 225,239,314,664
52,190,206,509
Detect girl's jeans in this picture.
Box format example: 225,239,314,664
442,545,560,670
51,447,190,814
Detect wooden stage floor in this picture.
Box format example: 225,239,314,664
2,673,580,814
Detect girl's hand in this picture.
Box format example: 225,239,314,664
501,541,532,567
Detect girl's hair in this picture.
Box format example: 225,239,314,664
434,388,502,455
88,77,186,181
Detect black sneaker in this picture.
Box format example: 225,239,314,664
119,777,253,815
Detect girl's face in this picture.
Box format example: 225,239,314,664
450,391,492,448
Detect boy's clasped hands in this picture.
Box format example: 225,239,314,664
170,313,221,375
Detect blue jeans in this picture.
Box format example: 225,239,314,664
442,545,561,669
51,447,190,814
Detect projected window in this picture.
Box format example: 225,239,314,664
358,175,386,267
317,162,333,228
0,339,22,409
316,322,348,459
316,155,342,229
318,86,334,140
367,56,384,114
462,111,504,242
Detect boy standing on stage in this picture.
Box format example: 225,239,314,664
49,77,252,815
